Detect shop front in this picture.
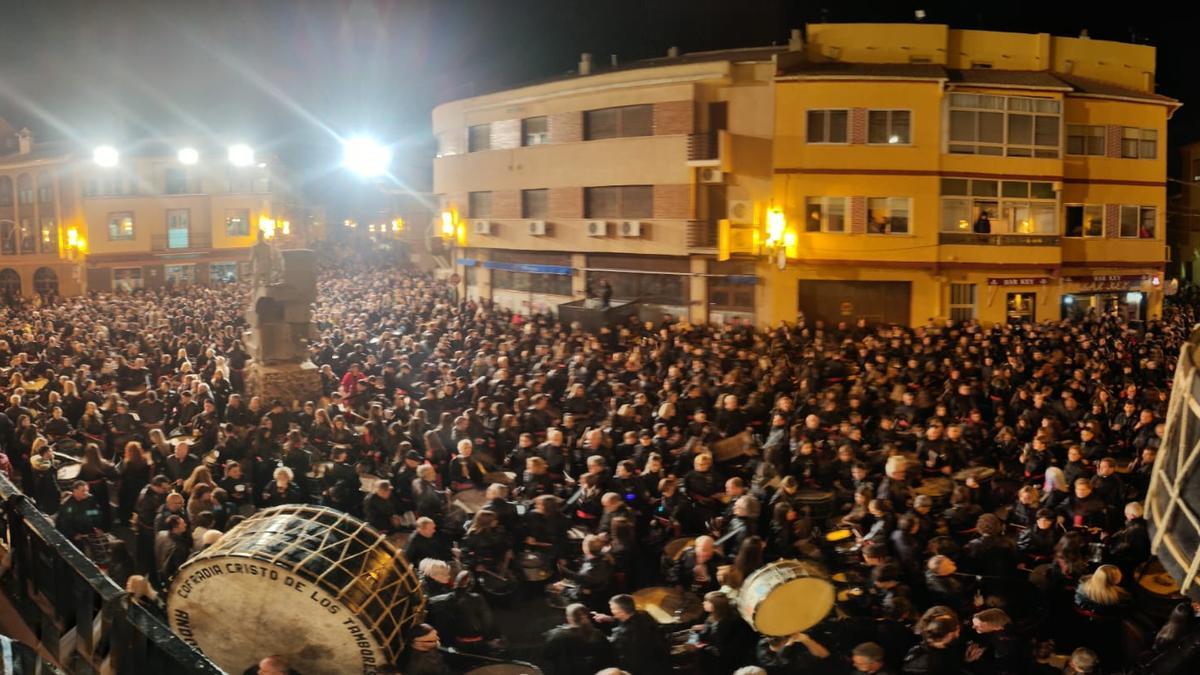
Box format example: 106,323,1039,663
1060,274,1156,323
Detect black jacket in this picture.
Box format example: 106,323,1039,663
542,625,615,675
609,611,671,675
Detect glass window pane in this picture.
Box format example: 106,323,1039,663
1087,127,1105,155
1008,114,1033,145
1034,116,1059,147
1002,181,1029,198
867,198,887,233
979,112,1004,143
950,93,979,108
1065,205,1083,237
1030,182,1055,199
892,111,910,143
622,105,653,137
804,197,824,232
1084,205,1104,236
826,198,845,232
941,178,969,196
522,189,549,219
806,110,825,142
980,96,1004,109
942,199,970,232
828,111,848,142
1008,98,1033,112
979,146,1003,156
1120,205,1139,237
522,117,548,146
1140,138,1157,159
469,191,492,218
622,185,653,219
585,109,619,140
1140,207,1156,238
868,111,888,144
1034,99,1060,113
468,124,491,152
949,111,976,142
890,198,910,233
1031,203,1056,234
971,180,998,197
585,187,619,218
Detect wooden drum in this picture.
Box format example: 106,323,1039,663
168,505,426,675
738,559,834,636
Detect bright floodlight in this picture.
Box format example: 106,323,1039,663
93,146,119,167
177,147,199,165
342,137,392,177
228,144,255,167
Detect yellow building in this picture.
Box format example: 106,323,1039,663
0,123,302,297
433,23,1178,327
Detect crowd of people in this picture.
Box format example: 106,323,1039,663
1,246,1198,674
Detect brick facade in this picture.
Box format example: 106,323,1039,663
850,109,868,145
653,184,690,219
849,196,868,233
1105,126,1123,158
491,119,520,150
492,190,521,219
549,112,582,144
549,187,583,219
1105,204,1120,237
653,101,694,135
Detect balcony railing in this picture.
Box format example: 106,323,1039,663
151,231,213,251
939,232,1060,247
687,132,720,162
687,219,718,249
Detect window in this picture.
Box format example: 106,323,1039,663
804,197,847,233
949,283,977,322
1122,128,1157,159
948,93,1060,158
1066,125,1105,156
491,270,573,296
469,191,493,218
164,264,195,286
584,185,653,219
1064,205,1104,237
210,263,238,283
435,132,458,158
167,209,190,249
39,219,56,253
468,124,491,152
522,189,549,219
0,178,11,207
113,268,143,292
522,117,549,146
1119,205,1156,239
225,209,250,236
17,175,32,205
867,197,911,234
18,219,34,253
584,105,652,140
108,212,134,240
940,178,1057,234
37,174,53,203
868,110,911,144
165,167,189,194
586,270,686,305
806,110,848,143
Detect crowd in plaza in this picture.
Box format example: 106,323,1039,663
0,246,1196,674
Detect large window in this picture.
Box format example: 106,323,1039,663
868,110,911,144
522,189,549,219
17,176,32,205
940,178,1057,234
804,196,847,233
0,178,11,206
1119,205,1157,239
113,267,143,292
1064,204,1104,238
39,219,56,253
167,209,190,249
491,270,572,296
949,283,977,323
867,197,911,234
1122,128,1157,159
584,185,652,219
1066,125,1105,156
19,219,34,253
164,264,195,286
108,212,134,241
225,209,249,236
37,174,54,203
584,105,652,140
948,93,1060,158
522,117,549,146
211,262,238,283
585,270,686,306
469,191,493,218
467,124,491,152
806,110,848,143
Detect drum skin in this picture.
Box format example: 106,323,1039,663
168,505,424,675
738,559,834,636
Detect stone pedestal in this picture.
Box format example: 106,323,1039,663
245,361,323,405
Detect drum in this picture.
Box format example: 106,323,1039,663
168,505,425,675
824,528,859,565
954,467,996,486
359,472,383,494
795,490,835,521
465,664,543,675
518,550,553,582
663,537,695,561
1135,559,1187,624
738,559,835,636
632,586,704,625
484,471,517,487
452,489,488,515
56,463,81,490
712,430,755,463
914,477,954,507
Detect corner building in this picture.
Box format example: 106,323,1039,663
433,24,1176,327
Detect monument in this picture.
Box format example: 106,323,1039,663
243,230,322,403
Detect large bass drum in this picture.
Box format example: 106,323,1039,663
168,505,425,675
737,559,834,636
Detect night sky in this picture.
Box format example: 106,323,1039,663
0,0,1195,218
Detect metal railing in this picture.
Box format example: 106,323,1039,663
939,232,1060,247
687,131,720,162
151,232,213,252
687,219,719,249
0,474,221,674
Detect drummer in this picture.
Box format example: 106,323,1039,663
670,535,725,596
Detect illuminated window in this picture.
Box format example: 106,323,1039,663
1064,205,1104,238
522,117,549,146
225,209,249,236
867,110,911,144
804,196,846,233
867,197,911,234
108,212,134,241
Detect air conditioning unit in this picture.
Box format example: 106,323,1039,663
472,220,492,235
527,220,547,236
700,168,725,184
586,220,608,237
727,200,753,224
620,220,643,237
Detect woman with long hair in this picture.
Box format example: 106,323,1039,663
694,590,756,675
182,465,216,496
78,442,117,529
1074,564,1130,665
30,437,60,514
1042,466,1071,511
117,441,150,526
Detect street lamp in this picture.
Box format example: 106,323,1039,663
93,146,119,167
228,144,255,167
177,147,200,165
341,136,392,177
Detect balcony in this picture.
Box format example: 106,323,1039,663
687,219,718,250
687,131,721,165
938,232,1060,247
151,231,213,252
